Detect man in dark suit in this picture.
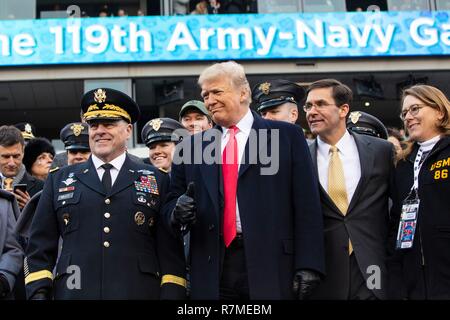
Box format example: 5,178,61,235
0,126,43,209
25,88,186,300
304,79,394,300
164,61,325,300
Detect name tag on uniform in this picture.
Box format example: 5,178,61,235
58,192,74,201
396,199,420,250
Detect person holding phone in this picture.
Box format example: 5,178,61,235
0,126,44,210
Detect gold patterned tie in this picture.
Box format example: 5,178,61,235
3,177,13,191
328,146,353,255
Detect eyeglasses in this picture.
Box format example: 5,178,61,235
303,101,337,112
400,104,427,120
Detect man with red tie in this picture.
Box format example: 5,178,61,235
164,61,325,300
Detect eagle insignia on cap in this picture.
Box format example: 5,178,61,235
70,124,84,136
149,119,163,131
350,111,362,124
259,82,271,95
25,123,33,134
94,89,107,103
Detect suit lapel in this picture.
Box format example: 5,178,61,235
75,158,106,196
199,127,222,216
309,140,342,215
347,132,374,214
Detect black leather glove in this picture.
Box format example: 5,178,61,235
0,274,10,298
293,269,321,300
171,182,196,234
29,288,51,300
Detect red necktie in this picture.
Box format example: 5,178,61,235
222,125,239,247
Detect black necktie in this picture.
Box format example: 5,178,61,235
101,163,113,193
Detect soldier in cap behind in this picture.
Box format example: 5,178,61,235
346,111,388,140
252,79,305,124
141,118,187,172
179,100,212,135
14,123,36,145
60,122,91,165
25,88,186,300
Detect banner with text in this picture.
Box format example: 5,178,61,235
0,10,449,66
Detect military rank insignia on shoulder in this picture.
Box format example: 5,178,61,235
158,167,168,174
49,167,60,173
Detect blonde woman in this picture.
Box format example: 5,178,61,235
389,85,450,299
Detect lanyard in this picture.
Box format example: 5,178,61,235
411,148,427,192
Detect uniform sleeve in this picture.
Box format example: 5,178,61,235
24,173,60,299
157,172,187,299
0,198,24,290
162,140,189,236
291,126,326,276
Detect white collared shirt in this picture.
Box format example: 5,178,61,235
316,130,361,204
91,152,127,186
220,108,254,234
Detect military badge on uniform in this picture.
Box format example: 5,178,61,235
59,186,75,193
134,175,159,195
137,169,153,175
148,216,155,227
62,177,77,186
94,88,107,103
259,82,271,95
349,111,362,124
62,213,70,226
136,192,147,204
135,212,145,226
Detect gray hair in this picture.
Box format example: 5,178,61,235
198,61,252,105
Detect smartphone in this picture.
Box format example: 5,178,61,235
13,184,27,193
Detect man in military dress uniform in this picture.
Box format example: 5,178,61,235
252,79,305,124
60,122,91,165
25,88,186,300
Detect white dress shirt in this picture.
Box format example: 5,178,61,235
91,152,127,186
220,108,254,234
317,130,361,204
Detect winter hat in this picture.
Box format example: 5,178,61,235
23,137,55,173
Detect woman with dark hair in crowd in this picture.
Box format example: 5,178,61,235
387,127,405,159
23,138,55,182
389,84,450,299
